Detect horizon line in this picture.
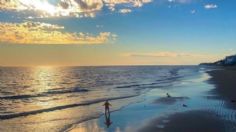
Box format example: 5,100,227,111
0,64,198,68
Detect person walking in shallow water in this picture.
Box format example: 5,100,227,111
104,100,112,128
104,100,111,116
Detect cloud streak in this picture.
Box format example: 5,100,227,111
122,51,222,65
119,8,132,14
204,4,218,9
168,0,193,4
124,51,208,58
0,21,116,45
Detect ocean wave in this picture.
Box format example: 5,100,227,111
116,84,141,89
115,75,183,89
0,95,136,120
0,87,88,100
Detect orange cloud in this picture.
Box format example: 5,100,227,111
0,21,116,44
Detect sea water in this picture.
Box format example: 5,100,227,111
0,66,235,132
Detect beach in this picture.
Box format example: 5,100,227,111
0,0,235,131
208,67,236,110
138,110,226,132
0,66,236,132
138,67,236,132
67,66,236,132
137,67,236,132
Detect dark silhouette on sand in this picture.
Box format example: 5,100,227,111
103,100,112,128
166,93,171,98
104,100,111,116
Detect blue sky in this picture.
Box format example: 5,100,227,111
0,0,235,66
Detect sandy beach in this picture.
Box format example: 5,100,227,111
208,67,236,109
67,67,236,132
138,110,226,132
138,67,236,132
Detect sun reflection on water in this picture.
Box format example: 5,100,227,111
31,67,57,107
68,120,105,132
33,67,56,89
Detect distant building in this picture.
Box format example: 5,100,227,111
225,55,236,65
200,54,236,66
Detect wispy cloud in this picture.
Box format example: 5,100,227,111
123,51,207,58
119,9,132,14
0,0,152,18
190,9,196,14
0,21,116,45
204,4,218,9
122,51,222,65
167,0,193,4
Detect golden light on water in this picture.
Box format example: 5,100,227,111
0,66,149,131
68,120,105,132
33,66,55,91
30,66,60,108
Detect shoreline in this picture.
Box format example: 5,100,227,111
140,67,236,132
142,67,236,132
68,67,236,132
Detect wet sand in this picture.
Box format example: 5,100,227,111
138,110,226,132
208,67,236,109
138,67,236,132
153,96,189,105
68,67,236,132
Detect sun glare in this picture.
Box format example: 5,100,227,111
16,0,60,17
36,1,58,16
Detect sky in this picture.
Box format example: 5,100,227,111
0,0,235,66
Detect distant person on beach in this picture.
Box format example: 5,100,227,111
167,93,171,98
104,100,111,115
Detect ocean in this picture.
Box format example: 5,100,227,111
0,66,235,132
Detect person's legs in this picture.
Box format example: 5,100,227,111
107,108,110,117
105,107,109,115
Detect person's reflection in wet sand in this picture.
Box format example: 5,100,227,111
103,100,112,128
104,112,112,128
